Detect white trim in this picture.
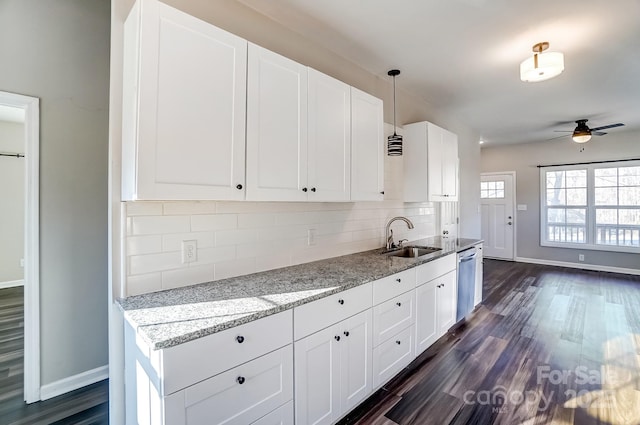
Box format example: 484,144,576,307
515,256,640,276
0,91,40,403
40,365,109,401
480,171,517,260
0,279,24,289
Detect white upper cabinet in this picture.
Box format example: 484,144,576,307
351,87,384,201
246,43,309,202
403,121,459,202
307,68,351,202
122,0,247,200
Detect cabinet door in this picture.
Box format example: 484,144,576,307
426,123,445,200
126,0,247,200
308,68,351,201
373,325,415,388
441,128,458,200
294,326,340,425
351,87,384,201
474,244,483,306
338,309,373,414
403,121,429,202
415,280,438,354
436,270,458,336
246,43,308,201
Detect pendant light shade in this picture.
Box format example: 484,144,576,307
387,69,402,156
572,119,592,143
520,42,564,82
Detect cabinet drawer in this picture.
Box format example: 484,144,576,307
416,254,456,284
372,291,415,347
252,401,293,425
372,325,415,388
162,310,292,395
294,283,372,340
372,268,416,305
165,345,293,425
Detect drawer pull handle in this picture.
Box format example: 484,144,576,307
396,302,402,307
236,335,245,344
343,331,350,337
396,278,401,283
335,335,341,341
338,299,345,305
396,340,401,345
236,376,246,385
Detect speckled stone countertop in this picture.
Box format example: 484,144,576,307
119,237,482,350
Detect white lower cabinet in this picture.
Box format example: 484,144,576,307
372,325,415,388
294,309,372,425
164,345,293,425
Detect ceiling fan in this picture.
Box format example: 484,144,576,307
554,119,625,143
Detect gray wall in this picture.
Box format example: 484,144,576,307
481,129,640,271
0,121,25,282
0,0,110,385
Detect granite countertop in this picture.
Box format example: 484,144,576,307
119,237,482,350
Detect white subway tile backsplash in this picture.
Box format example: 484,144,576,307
127,235,162,256
191,214,237,232
127,272,162,296
124,199,440,297
131,216,190,235
162,264,214,290
162,232,215,252
163,201,216,215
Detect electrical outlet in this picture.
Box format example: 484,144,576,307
182,240,197,264
308,229,317,246
578,254,585,262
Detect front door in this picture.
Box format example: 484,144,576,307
480,173,515,260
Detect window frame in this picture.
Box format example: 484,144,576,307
539,160,640,254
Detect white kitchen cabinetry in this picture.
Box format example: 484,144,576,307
122,0,247,200
294,309,372,425
124,310,293,425
403,121,459,202
351,87,384,201
474,243,483,307
246,43,308,201
415,254,457,353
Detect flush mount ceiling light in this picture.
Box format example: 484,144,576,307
387,69,402,156
572,119,592,143
520,42,564,82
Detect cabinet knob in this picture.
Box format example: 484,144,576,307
302,187,308,192
236,184,243,190
396,278,401,283
396,340,401,345
236,376,245,385
380,191,385,195
335,335,341,342
343,331,350,337
338,299,344,305
396,302,402,307
311,187,316,192
236,335,245,344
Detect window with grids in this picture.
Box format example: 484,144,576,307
480,180,505,199
540,161,640,252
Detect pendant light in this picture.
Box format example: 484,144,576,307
387,69,402,156
520,42,564,82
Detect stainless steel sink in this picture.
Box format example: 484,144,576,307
383,245,442,258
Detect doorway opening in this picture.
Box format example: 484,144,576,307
0,91,40,403
480,172,516,260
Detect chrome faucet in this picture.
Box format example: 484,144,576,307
385,217,415,250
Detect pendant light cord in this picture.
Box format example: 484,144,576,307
392,74,397,136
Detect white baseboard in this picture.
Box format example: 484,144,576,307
515,257,640,276
0,279,24,289
40,365,108,401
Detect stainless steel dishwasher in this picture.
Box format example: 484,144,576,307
456,246,477,322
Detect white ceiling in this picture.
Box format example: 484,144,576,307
238,0,640,146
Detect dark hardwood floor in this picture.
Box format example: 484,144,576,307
342,259,640,425
0,286,108,425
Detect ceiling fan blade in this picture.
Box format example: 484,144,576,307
553,130,573,133
545,134,570,141
592,131,607,136
590,123,624,131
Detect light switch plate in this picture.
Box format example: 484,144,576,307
517,204,527,211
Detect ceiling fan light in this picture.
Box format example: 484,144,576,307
520,42,564,82
572,133,591,143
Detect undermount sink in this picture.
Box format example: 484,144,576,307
383,245,442,258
